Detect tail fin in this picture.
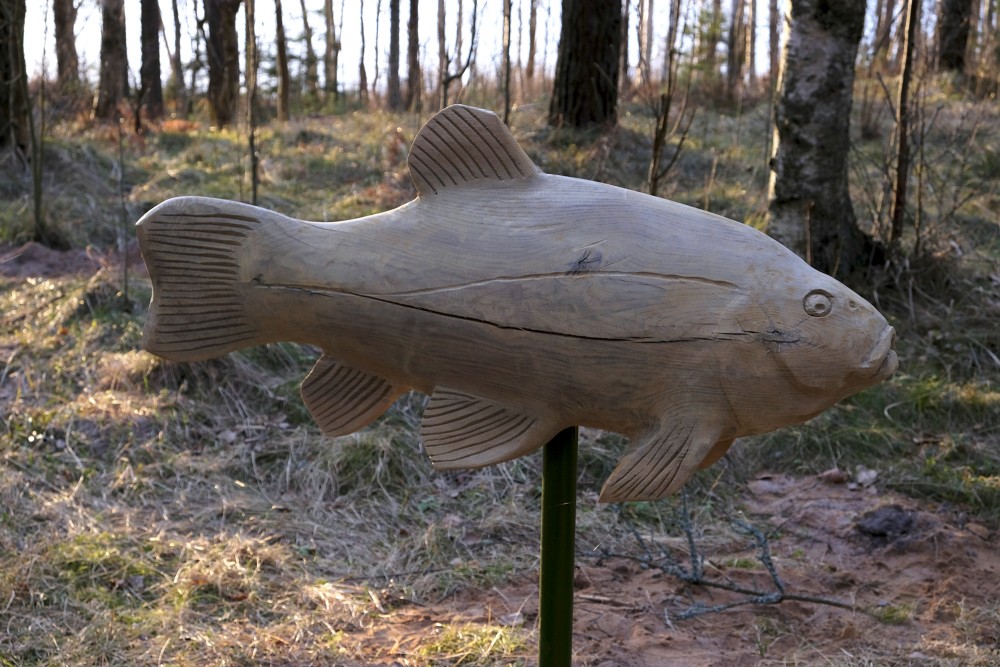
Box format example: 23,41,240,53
137,196,266,362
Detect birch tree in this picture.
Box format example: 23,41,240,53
767,0,871,277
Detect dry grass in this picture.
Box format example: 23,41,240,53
1,93,998,665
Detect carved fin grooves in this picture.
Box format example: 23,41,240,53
407,105,540,196
599,421,720,502
300,356,403,436
421,388,556,469
136,198,264,361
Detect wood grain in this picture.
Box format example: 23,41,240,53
137,105,897,502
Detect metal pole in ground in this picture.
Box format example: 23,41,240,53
538,426,578,666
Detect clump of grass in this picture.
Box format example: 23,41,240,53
745,371,1000,519
415,622,530,666
871,603,913,625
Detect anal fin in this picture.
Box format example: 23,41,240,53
599,421,721,503
301,355,404,436
421,388,558,469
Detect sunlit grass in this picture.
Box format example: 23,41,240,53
1,93,998,664
415,622,530,665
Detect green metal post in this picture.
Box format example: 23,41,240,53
538,426,578,666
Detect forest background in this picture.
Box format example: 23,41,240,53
1,0,999,665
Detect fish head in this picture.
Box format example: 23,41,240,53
732,266,898,428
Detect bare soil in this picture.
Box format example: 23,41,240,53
3,242,998,666
365,474,1000,665
0,240,145,279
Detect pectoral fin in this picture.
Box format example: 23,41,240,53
698,437,736,470
301,355,405,436
599,422,723,503
421,388,559,469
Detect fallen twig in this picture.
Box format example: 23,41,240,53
612,491,862,620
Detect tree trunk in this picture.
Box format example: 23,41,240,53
188,3,204,106
275,0,291,119
323,0,340,98
246,0,259,204
0,0,29,153
619,0,631,94
767,0,870,278
768,0,779,81
437,0,448,107
387,0,402,109
405,0,421,111
726,0,747,100
502,0,512,123
896,0,925,70
702,0,722,86
94,0,127,121
549,0,623,128
648,0,684,197
873,0,896,62
526,0,538,80
938,0,974,71
747,0,757,89
966,0,983,67
299,0,320,99
140,0,164,121
890,0,919,246
637,0,652,88
166,0,187,109
205,0,241,127
437,0,477,109
52,0,79,91
359,0,369,105
455,0,463,66
665,0,680,79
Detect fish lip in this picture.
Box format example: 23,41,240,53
861,325,898,378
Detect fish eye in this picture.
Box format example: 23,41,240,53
803,290,833,317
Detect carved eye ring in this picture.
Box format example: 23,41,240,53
803,290,833,317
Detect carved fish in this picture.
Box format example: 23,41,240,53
136,104,897,502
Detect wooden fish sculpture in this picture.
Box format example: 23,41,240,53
137,104,897,502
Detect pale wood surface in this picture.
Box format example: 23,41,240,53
137,104,897,502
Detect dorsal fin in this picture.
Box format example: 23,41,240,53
407,105,541,196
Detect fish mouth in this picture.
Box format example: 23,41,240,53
861,325,898,379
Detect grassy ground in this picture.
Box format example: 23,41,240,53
1,89,998,664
